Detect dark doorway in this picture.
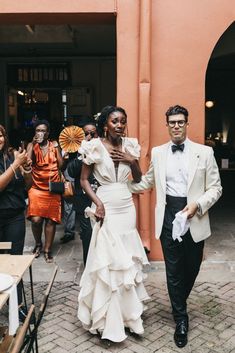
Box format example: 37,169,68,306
0,17,116,145
206,21,235,203
205,22,235,264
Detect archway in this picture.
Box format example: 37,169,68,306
204,22,235,263
206,21,235,202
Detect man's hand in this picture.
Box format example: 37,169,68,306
182,202,198,219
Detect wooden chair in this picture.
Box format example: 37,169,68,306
0,326,13,353
24,266,58,353
5,305,35,353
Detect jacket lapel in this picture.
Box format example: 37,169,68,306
187,140,200,191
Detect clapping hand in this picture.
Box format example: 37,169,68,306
13,148,29,168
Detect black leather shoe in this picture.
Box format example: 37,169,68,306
174,321,188,348
60,234,75,244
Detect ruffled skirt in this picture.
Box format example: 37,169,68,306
77,183,149,342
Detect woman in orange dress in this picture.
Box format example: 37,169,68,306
27,120,66,263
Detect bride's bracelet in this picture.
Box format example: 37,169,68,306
10,164,19,179
22,166,32,174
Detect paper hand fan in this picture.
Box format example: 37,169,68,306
59,125,85,153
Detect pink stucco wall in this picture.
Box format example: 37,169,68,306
0,0,234,259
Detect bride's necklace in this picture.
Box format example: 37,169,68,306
103,137,122,152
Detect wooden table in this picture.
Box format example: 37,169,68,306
0,255,35,310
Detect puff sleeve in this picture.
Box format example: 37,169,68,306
123,138,141,159
78,138,103,165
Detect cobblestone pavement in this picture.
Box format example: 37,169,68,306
1,205,235,352
2,277,232,353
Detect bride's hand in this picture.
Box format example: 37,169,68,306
110,149,135,165
95,202,105,226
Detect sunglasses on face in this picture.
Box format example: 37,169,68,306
84,131,96,137
168,120,186,128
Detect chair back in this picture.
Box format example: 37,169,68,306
8,305,35,353
37,265,58,327
0,242,12,253
24,266,58,353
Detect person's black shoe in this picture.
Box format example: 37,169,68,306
60,234,75,244
174,321,188,348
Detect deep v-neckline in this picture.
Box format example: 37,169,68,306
100,138,124,181
38,141,50,161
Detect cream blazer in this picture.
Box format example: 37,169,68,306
129,139,222,243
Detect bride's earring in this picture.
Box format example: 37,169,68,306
104,128,107,138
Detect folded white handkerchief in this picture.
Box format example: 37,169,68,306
84,206,96,221
84,206,98,228
6,283,19,335
172,211,190,242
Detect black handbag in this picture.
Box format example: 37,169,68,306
49,180,74,200
48,146,74,198
48,146,65,194
49,181,65,194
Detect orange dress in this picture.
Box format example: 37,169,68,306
27,142,61,223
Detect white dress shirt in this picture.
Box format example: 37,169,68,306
166,138,189,197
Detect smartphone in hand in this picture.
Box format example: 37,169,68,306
20,140,25,150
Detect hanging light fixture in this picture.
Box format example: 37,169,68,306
205,100,214,108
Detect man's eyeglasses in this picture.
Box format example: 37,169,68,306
168,120,186,128
84,131,96,138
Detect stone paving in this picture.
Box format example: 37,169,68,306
1,203,235,352
24,277,235,353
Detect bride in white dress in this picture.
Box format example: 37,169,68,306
77,106,149,343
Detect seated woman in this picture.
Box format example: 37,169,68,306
0,124,32,319
27,119,67,263
77,106,149,344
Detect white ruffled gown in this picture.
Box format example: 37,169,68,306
77,137,150,342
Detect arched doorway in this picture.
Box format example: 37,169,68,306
204,22,235,263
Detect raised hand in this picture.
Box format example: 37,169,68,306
33,131,44,144
13,149,28,168
110,148,135,165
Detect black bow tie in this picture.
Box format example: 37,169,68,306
171,144,185,153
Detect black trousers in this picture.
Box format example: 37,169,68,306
0,210,25,255
160,195,204,324
0,210,25,304
76,212,92,266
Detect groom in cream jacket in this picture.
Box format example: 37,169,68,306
129,105,222,348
